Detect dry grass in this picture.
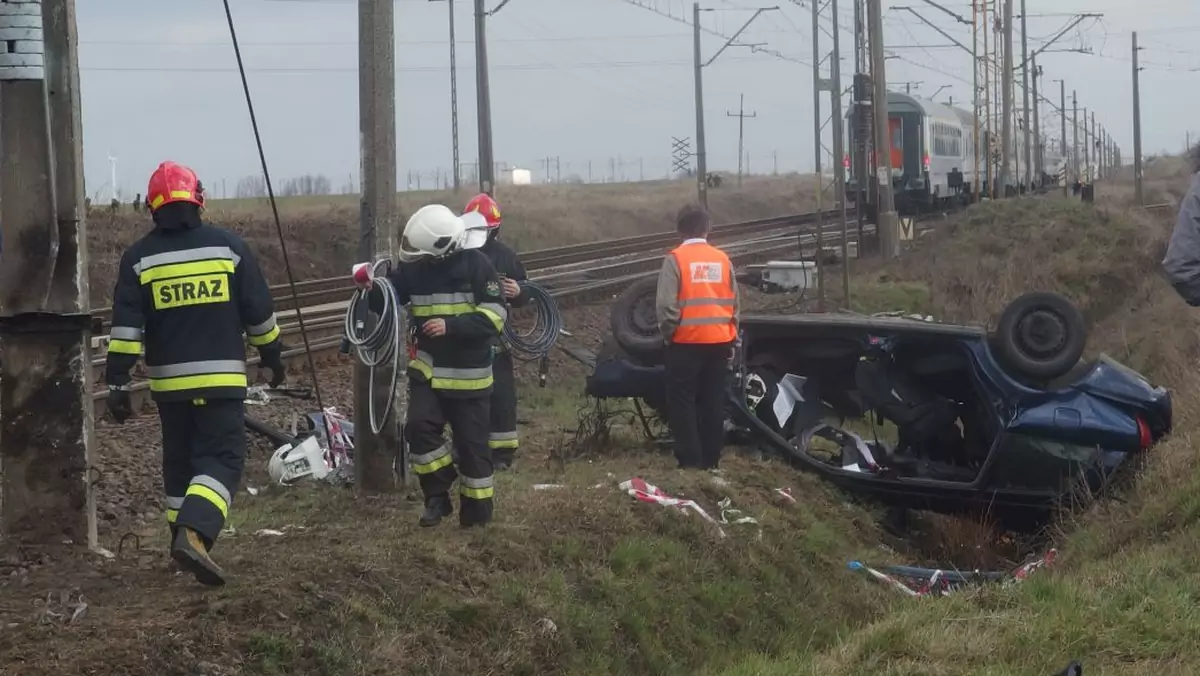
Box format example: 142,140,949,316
86,176,819,306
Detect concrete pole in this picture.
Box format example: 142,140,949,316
0,0,98,547
1020,0,1031,190
1072,91,1079,186
355,0,401,493
693,2,708,207
1133,31,1144,205
1059,80,1067,196
1031,55,1041,183
474,0,496,195
867,0,898,258
447,0,461,191
831,0,850,304
999,0,1013,197
811,0,825,305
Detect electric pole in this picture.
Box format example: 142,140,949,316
1058,79,1067,196
726,93,757,188
972,0,980,202
868,0,898,258
999,0,1013,197
1019,0,1031,191
430,0,461,191
852,0,869,245
0,0,98,546
1072,90,1079,187
692,3,777,208
1031,57,1041,184
355,0,401,492
474,0,495,195
1133,31,1144,205
693,3,708,206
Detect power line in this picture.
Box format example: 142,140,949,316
79,57,769,74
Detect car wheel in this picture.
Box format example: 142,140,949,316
993,291,1086,380
610,276,666,361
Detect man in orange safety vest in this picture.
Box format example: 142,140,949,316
654,204,740,470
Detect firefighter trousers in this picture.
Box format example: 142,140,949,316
488,350,519,466
406,381,495,526
158,398,246,549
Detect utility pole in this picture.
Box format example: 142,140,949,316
726,93,756,188
693,3,708,206
692,3,777,208
1090,111,1096,180
868,0,898,258
982,0,992,196
1133,31,1143,205
1058,79,1067,196
1072,90,1079,187
355,0,400,492
429,0,461,191
999,0,1013,197
474,0,495,195
972,0,980,201
831,0,850,305
1081,107,1089,182
0,0,98,546
852,0,869,245
1031,57,1041,184
1019,0,1031,191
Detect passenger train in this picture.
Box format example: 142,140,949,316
847,91,1059,214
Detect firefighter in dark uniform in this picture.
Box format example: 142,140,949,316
463,193,527,471
105,161,285,587
358,204,506,527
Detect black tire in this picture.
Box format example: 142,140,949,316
992,291,1087,380
610,276,665,361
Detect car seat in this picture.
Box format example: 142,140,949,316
854,341,966,466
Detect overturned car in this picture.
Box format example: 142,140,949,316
589,279,1172,525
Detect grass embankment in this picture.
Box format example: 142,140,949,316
717,195,1200,675
1,379,900,675
86,175,817,306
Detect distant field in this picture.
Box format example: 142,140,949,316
86,175,821,306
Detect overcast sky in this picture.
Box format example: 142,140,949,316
76,0,1199,200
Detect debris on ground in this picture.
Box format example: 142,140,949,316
716,497,759,526
266,408,356,486
847,548,1059,597
618,477,726,537
774,487,797,505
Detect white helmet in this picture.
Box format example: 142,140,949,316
267,436,331,484
399,204,471,263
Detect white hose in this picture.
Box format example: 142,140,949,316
342,260,405,435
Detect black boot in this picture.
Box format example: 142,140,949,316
419,495,454,527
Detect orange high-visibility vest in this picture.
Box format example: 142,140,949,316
669,240,737,344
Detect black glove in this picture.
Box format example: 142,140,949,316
260,344,286,388
107,385,133,424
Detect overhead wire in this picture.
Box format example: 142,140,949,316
220,0,332,440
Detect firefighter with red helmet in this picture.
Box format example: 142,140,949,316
105,161,285,586
463,193,527,471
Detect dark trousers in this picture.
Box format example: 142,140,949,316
664,341,732,469
158,398,246,548
406,381,495,526
488,350,519,466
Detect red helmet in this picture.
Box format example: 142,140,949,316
146,161,205,212
463,193,502,229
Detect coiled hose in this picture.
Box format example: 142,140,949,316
504,280,563,387
342,260,404,435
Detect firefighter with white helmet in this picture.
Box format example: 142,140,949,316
357,204,506,527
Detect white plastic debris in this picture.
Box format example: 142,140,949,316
717,497,759,526
254,529,286,537
267,436,330,484
532,484,565,490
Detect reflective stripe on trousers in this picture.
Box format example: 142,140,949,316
411,442,454,475
459,474,495,500
488,430,519,449
184,474,232,519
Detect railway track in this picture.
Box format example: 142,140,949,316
88,208,868,417
90,208,852,327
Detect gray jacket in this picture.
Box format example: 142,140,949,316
1163,172,1200,306
655,240,740,343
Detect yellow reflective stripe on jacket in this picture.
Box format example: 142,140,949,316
247,324,280,346
477,303,507,332
410,354,493,391
108,339,142,355
147,359,248,392
411,303,475,317
139,259,235,285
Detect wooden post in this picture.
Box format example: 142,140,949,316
354,0,402,493
0,0,98,548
